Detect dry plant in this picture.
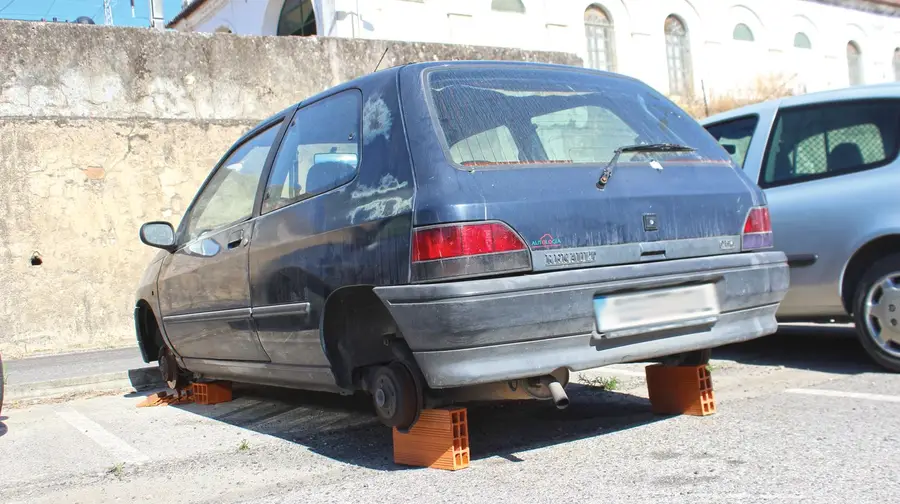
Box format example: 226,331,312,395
670,73,800,119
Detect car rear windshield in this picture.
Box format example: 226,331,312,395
426,66,731,168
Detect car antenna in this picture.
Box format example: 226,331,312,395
372,45,390,73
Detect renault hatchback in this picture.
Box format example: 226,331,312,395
136,62,789,429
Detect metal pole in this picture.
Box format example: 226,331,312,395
701,79,710,117
103,0,114,25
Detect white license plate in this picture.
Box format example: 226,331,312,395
593,284,720,333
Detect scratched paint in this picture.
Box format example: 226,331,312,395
348,197,413,224
348,174,412,223
362,93,392,145
351,174,409,199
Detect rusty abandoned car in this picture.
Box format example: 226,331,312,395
135,61,789,429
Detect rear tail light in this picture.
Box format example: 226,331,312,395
411,221,531,282
742,206,773,250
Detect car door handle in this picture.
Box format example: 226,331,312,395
227,230,246,249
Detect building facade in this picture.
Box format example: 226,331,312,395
168,0,900,98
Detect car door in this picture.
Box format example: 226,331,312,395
753,99,900,317
248,90,363,373
158,120,283,361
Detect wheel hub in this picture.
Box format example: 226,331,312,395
369,363,419,429
374,375,397,418
863,273,900,357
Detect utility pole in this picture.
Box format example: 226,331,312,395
103,0,114,25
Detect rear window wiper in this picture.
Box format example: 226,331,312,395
597,143,696,190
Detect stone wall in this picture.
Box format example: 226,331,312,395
0,119,254,356
0,20,580,358
0,20,580,121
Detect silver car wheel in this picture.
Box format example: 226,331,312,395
863,273,900,358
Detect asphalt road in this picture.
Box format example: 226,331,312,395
1,326,898,504
3,347,147,386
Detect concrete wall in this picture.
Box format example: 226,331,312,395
176,0,900,96
0,20,580,358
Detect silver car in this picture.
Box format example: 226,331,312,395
702,83,900,371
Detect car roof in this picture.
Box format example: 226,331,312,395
294,60,638,109
701,82,900,125
242,60,641,140
399,59,617,73
399,59,642,84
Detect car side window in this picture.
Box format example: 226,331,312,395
761,100,900,187
262,90,362,214
704,115,758,168
184,122,281,242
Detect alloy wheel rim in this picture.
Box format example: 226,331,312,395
863,273,900,358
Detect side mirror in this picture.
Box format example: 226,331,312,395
722,144,737,155
140,221,176,252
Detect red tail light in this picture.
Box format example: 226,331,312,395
742,206,773,250
411,222,530,282
743,207,771,234
413,222,526,262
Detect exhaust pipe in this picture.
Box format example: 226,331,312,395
541,376,569,410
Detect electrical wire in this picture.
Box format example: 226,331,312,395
43,0,57,18
0,0,18,15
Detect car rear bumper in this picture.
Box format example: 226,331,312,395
374,251,789,388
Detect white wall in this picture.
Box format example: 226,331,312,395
172,0,900,97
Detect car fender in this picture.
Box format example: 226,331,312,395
837,226,900,299
134,251,170,362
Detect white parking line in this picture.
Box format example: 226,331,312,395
56,407,150,464
785,388,900,403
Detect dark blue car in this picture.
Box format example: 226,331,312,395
136,61,789,429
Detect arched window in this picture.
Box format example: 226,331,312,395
847,41,863,86
733,23,754,42
893,48,900,82
665,15,692,96
584,5,615,72
277,0,317,36
491,0,525,13
793,32,811,49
